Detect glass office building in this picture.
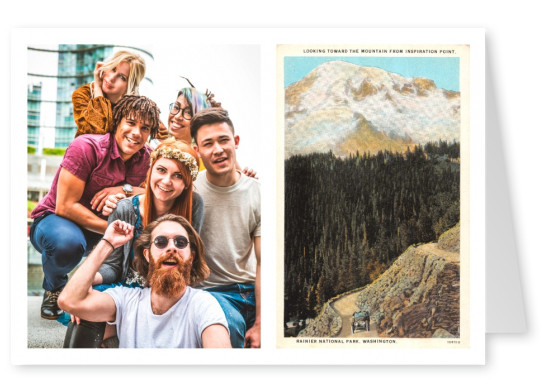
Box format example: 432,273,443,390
55,45,114,147
27,83,42,147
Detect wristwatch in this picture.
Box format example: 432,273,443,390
122,184,133,196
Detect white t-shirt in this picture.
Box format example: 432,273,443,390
194,171,261,288
105,286,228,348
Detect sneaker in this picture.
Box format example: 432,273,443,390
41,289,64,320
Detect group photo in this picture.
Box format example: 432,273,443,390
23,39,262,350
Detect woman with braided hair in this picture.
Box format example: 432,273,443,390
62,138,204,348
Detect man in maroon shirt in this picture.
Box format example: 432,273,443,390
30,95,160,320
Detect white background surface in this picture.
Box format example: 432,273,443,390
2,0,548,388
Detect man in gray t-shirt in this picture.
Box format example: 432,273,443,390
191,108,261,349
58,214,230,348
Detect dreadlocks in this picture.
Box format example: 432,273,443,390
111,95,161,139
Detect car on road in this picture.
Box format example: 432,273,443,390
351,311,370,334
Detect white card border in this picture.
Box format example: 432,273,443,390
11,27,485,365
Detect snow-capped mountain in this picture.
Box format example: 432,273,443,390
285,60,460,158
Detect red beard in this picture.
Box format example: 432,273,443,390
147,252,192,297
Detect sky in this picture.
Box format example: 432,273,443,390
141,44,262,172
284,56,460,91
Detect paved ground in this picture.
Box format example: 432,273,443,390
27,296,67,348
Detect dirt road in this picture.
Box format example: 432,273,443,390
418,242,459,261
331,290,378,338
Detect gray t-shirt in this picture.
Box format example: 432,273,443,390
105,286,228,348
194,171,261,288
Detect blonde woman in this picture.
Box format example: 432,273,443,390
72,50,146,138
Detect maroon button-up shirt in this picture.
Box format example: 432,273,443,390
31,133,151,220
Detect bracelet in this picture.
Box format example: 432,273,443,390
101,237,115,251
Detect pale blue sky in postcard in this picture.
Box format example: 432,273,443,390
284,57,460,91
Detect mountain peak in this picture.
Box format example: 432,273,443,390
285,61,460,158
297,224,460,338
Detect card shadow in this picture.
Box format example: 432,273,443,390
485,35,527,333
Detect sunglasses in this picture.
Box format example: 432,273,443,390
153,235,189,249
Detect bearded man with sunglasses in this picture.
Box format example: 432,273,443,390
58,214,231,348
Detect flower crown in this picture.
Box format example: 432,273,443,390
150,146,199,181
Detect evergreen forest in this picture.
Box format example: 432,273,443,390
284,141,460,322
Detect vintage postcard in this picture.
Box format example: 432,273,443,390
276,39,484,361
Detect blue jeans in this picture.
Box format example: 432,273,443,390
29,213,103,292
205,284,256,348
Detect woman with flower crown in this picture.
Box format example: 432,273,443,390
62,138,203,348
96,138,202,287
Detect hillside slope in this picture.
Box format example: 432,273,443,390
357,223,460,338
298,224,460,338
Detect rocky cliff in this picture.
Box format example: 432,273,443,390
298,224,460,338
297,301,342,337
357,223,460,338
